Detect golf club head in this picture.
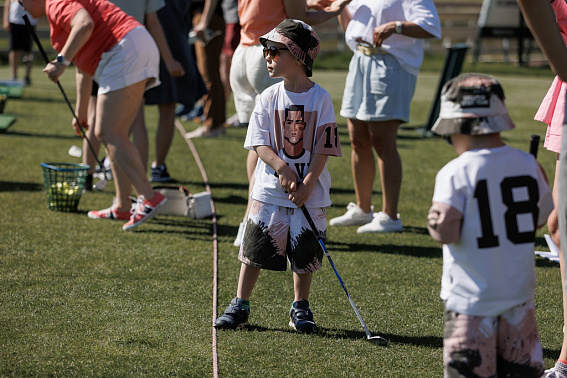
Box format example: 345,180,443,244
93,179,108,191
367,335,389,346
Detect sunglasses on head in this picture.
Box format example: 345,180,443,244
263,46,288,59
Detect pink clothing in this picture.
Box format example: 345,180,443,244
238,0,287,46
46,0,140,75
535,77,565,154
534,0,567,153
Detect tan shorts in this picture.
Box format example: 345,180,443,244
444,300,544,377
239,200,325,273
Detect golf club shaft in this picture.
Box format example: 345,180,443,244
300,206,374,339
23,15,107,180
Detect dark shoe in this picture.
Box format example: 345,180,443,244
289,300,317,333
214,298,250,329
178,103,203,120
150,164,173,183
83,174,93,193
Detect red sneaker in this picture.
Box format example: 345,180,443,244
123,192,167,231
88,206,132,221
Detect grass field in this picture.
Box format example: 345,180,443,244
0,58,564,377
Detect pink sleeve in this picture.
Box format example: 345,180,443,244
552,0,567,42
427,202,463,244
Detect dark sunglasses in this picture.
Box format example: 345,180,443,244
263,46,288,59
443,135,453,145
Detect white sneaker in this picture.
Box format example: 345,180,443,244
329,203,374,226
233,222,245,247
357,211,402,233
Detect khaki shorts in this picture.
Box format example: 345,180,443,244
239,200,325,273
444,300,544,377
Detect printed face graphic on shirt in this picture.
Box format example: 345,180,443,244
284,105,306,159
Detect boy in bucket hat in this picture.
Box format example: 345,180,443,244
427,73,553,377
214,19,342,333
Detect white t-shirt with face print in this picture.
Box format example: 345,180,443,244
244,81,342,208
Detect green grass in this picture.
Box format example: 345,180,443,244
0,57,563,377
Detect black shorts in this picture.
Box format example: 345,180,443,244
9,23,33,52
91,81,99,96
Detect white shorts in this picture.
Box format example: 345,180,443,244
340,51,416,123
229,44,281,124
94,26,160,95
239,200,326,274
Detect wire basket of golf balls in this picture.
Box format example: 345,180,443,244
41,162,90,212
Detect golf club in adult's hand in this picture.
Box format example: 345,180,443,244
23,14,108,191
300,206,389,346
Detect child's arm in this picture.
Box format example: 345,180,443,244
254,145,298,194
288,153,329,208
427,202,463,244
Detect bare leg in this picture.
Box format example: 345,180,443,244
293,272,313,301
348,118,375,214
549,157,567,362
130,103,148,172
242,150,258,219
220,51,232,102
111,158,133,212
23,51,33,81
369,120,402,220
153,102,176,167
83,95,100,175
108,102,147,212
9,50,20,79
236,263,261,301
94,80,155,200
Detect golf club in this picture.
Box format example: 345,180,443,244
23,15,108,191
529,134,540,158
300,206,389,346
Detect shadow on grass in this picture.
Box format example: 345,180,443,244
207,182,250,191
330,188,381,196
172,181,249,192
326,240,441,259
0,180,44,192
13,96,63,104
240,324,442,348
535,257,561,268
3,130,79,140
543,347,561,361
214,194,248,206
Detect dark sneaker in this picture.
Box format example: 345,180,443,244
214,298,250,329
289,300,317,333
123,192,167,231
150,164,173,183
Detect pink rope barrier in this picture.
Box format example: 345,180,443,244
176,120,219,378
